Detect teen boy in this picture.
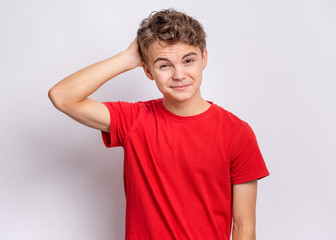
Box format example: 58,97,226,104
49,9,269,240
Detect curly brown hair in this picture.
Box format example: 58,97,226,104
137,8,207,63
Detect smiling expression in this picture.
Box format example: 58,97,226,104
142,41,208,105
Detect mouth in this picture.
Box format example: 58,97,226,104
170,84,191,91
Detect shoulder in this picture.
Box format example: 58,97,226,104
104,98,161,109
131,98,162,114
103,98,162,119
137,98,162,109
211,102,250,131
209,103,260,144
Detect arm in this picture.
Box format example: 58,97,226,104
48,39,142,132
232,180,258,240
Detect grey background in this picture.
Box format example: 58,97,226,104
1,0,335,239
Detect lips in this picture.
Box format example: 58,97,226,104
170,84,191,91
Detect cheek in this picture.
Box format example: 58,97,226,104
152,71,171,85
152,74,166,89
185,67,202,79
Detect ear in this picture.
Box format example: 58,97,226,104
202,48,208,70
142,61,155,80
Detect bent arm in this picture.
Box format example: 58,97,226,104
48,39,142,132
232,180,258,240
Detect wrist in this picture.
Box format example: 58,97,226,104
123,46,142,69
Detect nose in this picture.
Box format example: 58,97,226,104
172,66,185,81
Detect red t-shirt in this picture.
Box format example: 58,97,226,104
101,98,269,240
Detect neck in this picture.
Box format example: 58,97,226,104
163,95,211,116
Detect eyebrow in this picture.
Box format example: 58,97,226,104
153,52,198,65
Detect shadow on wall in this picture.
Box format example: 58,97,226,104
5,121,126,240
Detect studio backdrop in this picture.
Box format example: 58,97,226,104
1,0,335,239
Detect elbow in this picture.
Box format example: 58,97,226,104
48,86,66,111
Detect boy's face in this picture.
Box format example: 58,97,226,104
142,42,208,105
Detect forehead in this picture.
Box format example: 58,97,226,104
147,41,202,63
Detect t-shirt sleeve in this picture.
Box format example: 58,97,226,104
230,121,270,184
101,101,143,148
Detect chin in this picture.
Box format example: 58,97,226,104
165,92,196,103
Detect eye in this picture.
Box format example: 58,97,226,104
185,59,194,64
160,64,168,69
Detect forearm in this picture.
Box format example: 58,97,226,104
232,223,256,240
232,180,257,240
48,50,136,109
